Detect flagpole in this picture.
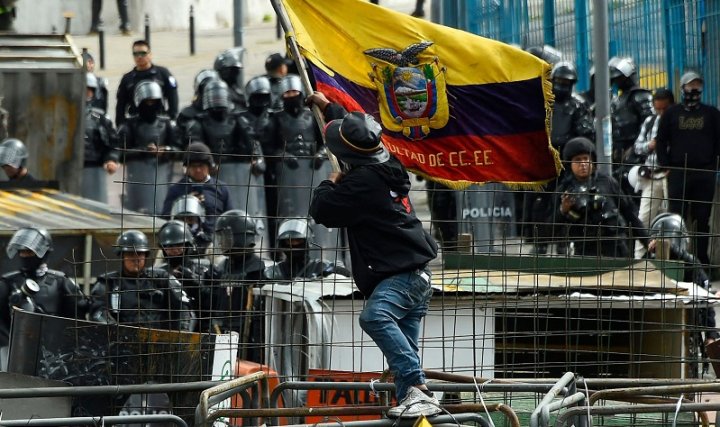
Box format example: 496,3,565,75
270,0,341,173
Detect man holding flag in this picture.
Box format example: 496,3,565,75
308,91,440,418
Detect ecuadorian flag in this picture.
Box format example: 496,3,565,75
282,0,561,188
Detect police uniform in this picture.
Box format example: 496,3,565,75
83,105,118,203
90,268,193,331
115,64,179,126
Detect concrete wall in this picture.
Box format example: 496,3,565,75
14,0,420,35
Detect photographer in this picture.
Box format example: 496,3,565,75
556,137,649,257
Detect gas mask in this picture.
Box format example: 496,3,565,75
682,88,702,110
283,95,304,116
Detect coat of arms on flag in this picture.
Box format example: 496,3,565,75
365,41,449,141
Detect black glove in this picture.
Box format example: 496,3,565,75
252,159,266,176
312,153,326,170
284,155,299,170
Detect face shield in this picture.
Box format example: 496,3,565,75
214,229,256,253
7,228,51,259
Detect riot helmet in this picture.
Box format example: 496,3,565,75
133,80,163,107
193,69,220,95
7,227,53,259
526,45,563,65
609,56,638,89
324,112,390,166
245,76,272,112
279,75,304,97
202,80,232,111
158,220,196,264
171,194,206,223
650,213,689,251
114,230,151,255
277,218,311,246
214,209,257,253
213,49,243,88
0,138,29,169
551,61,577,102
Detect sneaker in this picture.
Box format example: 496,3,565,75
387,386,441,418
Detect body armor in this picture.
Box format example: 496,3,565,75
118,117,176,160
90,269,193,331
274,109,319,156
611,87,653,150
84,106,116,166
551,97,594,150
192,113,255,160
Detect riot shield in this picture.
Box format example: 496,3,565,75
81,166,108,203
7,309,211,419
216,162,270,256
457,183,517,253
125,158,172,215
276,158,344,264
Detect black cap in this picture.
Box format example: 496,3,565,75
562,137,595,162
265,53,290,72
184,142,215,166
324,112,390,166
82,51,94,62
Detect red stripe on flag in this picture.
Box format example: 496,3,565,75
382,131,557,184
317,82,365,113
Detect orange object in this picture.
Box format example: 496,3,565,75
229,360,282,426
305,369,387,424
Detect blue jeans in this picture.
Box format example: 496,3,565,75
358,268,433,402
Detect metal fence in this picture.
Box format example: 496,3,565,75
437,0,720,104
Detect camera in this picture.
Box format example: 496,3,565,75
567,184,606,220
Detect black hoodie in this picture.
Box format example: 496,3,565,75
310,116,437,296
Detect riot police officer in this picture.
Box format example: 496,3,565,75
0,227,89,347
271,75,326,216
83,73,119,203
525,45,563,65
89,230,195,331
176,69,220,140
240,76,278,248
609,56,653,167
157,220,216,333
556,137,649,258
213,49,246,109
115,40,178,126
523,61,594,255
83,52,110,114
170,194,212,252
118,80,180,215
0,138,35,183
213,209,266,361
265,218,350,281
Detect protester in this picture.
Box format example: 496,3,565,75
307,90,440,418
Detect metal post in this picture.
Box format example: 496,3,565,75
575,0,590,92
543,0,556,46
233,0,244,47
276,16,282,40
592,0,612,175
189,6,196,55
82,233,92,295
144,14,150,45
64,16,72,35
98,27,105,70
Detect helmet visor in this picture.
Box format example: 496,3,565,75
7,229,50,259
